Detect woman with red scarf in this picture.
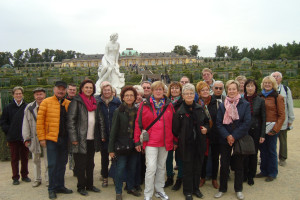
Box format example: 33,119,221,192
67,79,105,196
215,80,251,200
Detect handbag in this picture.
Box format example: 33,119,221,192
114,136,134,155
233,134,256,155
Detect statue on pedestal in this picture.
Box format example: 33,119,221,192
96,33,125,95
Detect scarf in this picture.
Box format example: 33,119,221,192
198,96,212,107
171,96,181,104
245,93,257,114
79,93,97,111
223,94,241,124
123,102,137,138
151,95,165,116
261,89,274,97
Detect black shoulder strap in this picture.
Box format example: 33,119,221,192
145,103,169,131
283,85,288,95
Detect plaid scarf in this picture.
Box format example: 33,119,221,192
151,95,165,116
123,102,137,138
245,93,257,114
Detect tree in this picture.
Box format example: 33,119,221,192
189,45,200,57
66,50,76,59
228,46,239,59
0,52,12,66
53,49,67,62
215,45,228,57
25,48,43,63
172,45,189,56
13,49,26,68
42,49,55,62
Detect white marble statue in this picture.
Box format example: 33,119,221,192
96,33,125,95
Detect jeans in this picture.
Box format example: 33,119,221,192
8,141,29,180
47,136,68,192
115,153,138,194
201,144,220,180
278,129,288,161
260,133,279,178
166,149,183,178
144,146,168,198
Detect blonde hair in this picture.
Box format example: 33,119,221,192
12,86,24,94
261,76,278,90
100,82,113,95
133,85,144,96
151,81,165,92
235,75,247,83
202,68,213,75
225,80,239,92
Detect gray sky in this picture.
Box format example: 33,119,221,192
0,0,299,57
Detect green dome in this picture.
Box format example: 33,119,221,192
121,48,139,57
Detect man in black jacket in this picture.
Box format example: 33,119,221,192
0,86,31,185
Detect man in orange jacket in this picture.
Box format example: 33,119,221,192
36,81,72,199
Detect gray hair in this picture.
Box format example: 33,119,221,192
213,80,224,87
100,82,113,94
141,81,152,87
182,83,195,94
12,86,24,94
271,71,282,78
133,85,144,96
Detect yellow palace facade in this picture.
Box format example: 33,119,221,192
62,48,197,68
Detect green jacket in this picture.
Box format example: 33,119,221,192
108,104,138,153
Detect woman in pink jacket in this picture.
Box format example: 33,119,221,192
134,81,175,200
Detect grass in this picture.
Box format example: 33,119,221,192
294,99,300,108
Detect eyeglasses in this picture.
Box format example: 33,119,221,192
124,94,135,98
180,81,189,84
183,92,195,96
143,87,151,89
214,87,223,90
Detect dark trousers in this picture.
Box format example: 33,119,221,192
74,140,95,190
115,153,138,194
243,136,259,179
101,149,109,178
182,155,203,195
219,144,244,193
260,133,279,178
278,129,288,161
201,144,220,180
166,149,183,178
8,141,29,180
47,137,68,192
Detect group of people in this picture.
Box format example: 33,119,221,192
0,68,295,200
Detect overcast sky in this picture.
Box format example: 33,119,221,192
0,0,299,57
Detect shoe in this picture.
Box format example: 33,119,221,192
236,192,244,200
127,189,141,197
135,185,142,192
56,187,73,194
185,194,193,200
174,165,178,170
212,179,219,189
164,177,174,188
265,176,276,182
255,173,266,178
279,160,286,167
199,178,205,187
48,191,57,199
193,190,204,198
155,192,169,200
12,179,20,185
247,178,254,186
32,181,41,187
172,178,182,191
78,188,88,196
116,194,122,200
214,192,224,198
22,177,31,182
102,178,108,187
87,186,100,192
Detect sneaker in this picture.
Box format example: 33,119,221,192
236,192,244,200
32,181,41,187
279,160,286,167
214,192,224,198
155,192,169,200
13,179,20,185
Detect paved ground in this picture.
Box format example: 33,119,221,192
0,108,300,200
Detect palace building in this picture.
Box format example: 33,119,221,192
61,48,197,68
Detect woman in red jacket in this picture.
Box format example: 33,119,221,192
134,81,175,200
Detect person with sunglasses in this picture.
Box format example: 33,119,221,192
141,81,152,99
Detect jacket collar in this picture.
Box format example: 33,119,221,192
28,101,37,111
177,101,201,115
